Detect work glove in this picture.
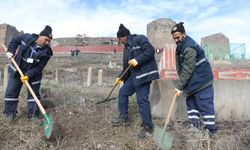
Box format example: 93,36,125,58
6,52,14,59
115,78,123,85
20,75,28,83
174,88,182,96
128,59,138,67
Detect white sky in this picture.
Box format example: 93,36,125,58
1,0,249,58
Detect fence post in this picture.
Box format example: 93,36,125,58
3,64,8,87
87,67,92,87
55,68,60,83
97,69,103,86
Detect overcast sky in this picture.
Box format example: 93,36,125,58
1,0,249,57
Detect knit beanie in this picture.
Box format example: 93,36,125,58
171,22,186,34
39,25,53,39
117,24,130,38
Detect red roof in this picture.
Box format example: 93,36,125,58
0,45,124,54
52,45,124,53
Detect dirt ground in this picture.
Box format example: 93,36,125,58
0,54,250,150
1,84,250,150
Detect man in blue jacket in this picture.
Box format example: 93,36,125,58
4,25,53,122
171,22,217,136
112,24,159,139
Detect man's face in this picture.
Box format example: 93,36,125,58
36,36,51,46
118,36,128,44
172,32,185,45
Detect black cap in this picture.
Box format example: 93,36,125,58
39,25,53,39
171,22,185,34
117,24,130,38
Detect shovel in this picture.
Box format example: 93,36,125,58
95,65,131,104
153,92,178,150
2,44,53,139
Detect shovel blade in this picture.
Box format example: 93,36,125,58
153,126,173,150
42,113,53,139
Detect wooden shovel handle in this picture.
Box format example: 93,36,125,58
163,92,178,131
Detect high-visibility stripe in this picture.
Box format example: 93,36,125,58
203,121,215,125
31,81,40,85
136,70,158,79
187,109,199,114
196,58,206,66
132,46,141,50
5,98,18,101
28,99,36,102
21,40,26,46
188,115,200,119
203,115,215,119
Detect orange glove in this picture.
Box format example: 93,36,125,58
128,59,138,67
20,75,28,83
115,78,123,85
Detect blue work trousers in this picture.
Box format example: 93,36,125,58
186,85,217,134
118,76,153,128
4,74,41,118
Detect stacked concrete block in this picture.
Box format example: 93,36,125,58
147,18,176,49
0,23,22,46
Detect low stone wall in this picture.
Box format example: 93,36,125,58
150,80,250,121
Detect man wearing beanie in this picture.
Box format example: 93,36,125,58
112,24,159,139
171,22,217,137
3,25,53,123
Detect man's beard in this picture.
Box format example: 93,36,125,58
176,36,184,46
176,40,182,46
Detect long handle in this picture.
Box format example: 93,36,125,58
162,92,178,131
2,44,46,114
95,65,131,104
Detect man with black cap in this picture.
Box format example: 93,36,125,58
3,25,53,123
171,22,217,136
112,24,159,139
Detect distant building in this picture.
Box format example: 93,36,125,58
201,33,230,60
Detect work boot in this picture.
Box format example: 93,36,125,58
111,116,129,126
3,114,15,124
137,126,153,139
207,129,218,140
187,125,201,133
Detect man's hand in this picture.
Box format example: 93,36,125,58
128,59,138,67
6,52,13,59
174,88,182,96
115,78,123,85
20,75,28,83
